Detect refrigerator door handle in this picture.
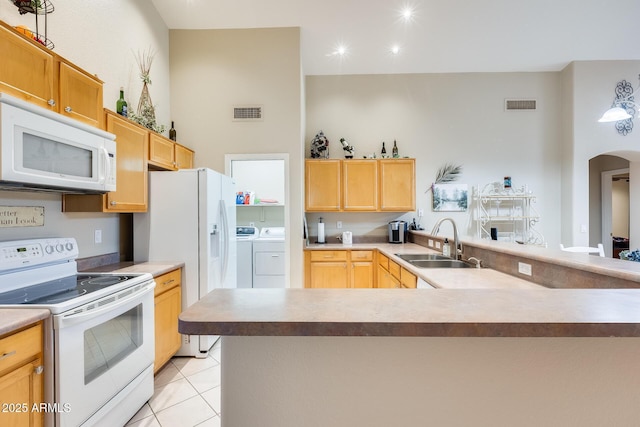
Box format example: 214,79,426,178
220,200,229,285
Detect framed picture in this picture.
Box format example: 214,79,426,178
432,183,468,212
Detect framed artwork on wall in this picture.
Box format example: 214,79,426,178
432,183,468,212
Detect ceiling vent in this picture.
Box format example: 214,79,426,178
233,105,263,121
504,99,537,111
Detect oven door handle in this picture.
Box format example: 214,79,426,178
56,282,155,329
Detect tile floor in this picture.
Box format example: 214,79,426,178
126,340,222,427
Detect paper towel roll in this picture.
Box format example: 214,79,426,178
317,222,325,243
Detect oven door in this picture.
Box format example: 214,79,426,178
53,281,155,427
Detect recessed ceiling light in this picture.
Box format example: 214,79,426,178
401,6,414,21
391,45,401,55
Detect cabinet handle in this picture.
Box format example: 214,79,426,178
34,365,44,375
110,201,117,206
323,255,334,259
0,350,16,361
161,279,175,286
64,106,72,113
271,255,280,258
47,99,56,106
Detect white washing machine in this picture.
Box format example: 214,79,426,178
253,227,286,288
236,226,259,288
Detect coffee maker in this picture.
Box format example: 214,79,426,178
388,220,407,244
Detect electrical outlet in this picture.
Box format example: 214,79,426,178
94,229,102,244
418,209,424,217
428,239,434,247
337,221,342,229
518,262,532,276
435,241,441,249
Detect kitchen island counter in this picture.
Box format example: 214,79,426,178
179,288,640,427
179,287,640,337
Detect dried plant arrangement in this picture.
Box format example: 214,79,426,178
128,48,166,134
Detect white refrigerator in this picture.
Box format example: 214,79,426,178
134,168,237,357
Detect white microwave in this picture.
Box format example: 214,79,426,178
0,93,116,193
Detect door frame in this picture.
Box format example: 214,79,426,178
601,168,629,258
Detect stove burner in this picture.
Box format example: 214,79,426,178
0,290,29,304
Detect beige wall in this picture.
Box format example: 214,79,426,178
0,0,169,258
305,73,563,246
169,27,304,286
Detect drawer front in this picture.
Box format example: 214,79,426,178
0,323,42,374
388,260,401,280
255,251,286,275
351,250,373,261
378,253,389,269
310,251,348,262
154,268,181,296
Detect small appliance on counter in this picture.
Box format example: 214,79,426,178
388,220,408,243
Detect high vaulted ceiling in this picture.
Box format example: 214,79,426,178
150,0,640,76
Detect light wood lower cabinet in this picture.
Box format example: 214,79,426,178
154,268,182,373
305,250,374,288
0,322,44,427
377,253,401,288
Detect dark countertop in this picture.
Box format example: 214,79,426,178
82,261,184,277
179,288,640,337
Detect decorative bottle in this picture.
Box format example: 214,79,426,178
116,87,128,117
381,142,387,157
392,140,399,158
169,121,177,141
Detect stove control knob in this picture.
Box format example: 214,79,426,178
45,245,54,254
65,242,74,251
55,244,64,253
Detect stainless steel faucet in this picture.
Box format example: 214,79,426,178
431,217,460,260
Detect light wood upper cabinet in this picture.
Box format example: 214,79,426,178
63,111,149,213
175,144,194,169
149,135,195,171
0,322,44,427
149,133,176,170
305,160,341,211
342,160,378,211
305,159,415,212
379,159,415,211
0,21,54,109
0,21,103,128
58,61,103,128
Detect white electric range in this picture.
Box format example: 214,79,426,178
0,237,155,427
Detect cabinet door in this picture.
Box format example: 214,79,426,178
351,262,374,288
400,268,417,289
342,160,378,211
105,112,149,212
305,160,341,211
0,22,55,110
58,61,103,128
149,134,176,170
0,359,44,427
377,264,400,288
309,262,349,288
379,159,415,211
154,286,182,373
175,144,194,169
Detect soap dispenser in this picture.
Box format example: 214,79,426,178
442,238,451,257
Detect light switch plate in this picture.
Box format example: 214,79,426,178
435,241,441,249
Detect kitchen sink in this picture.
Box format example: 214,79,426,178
409,259,473,269
394,253,451,262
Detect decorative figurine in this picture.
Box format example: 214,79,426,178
310,130,329,159
339,138,355,158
